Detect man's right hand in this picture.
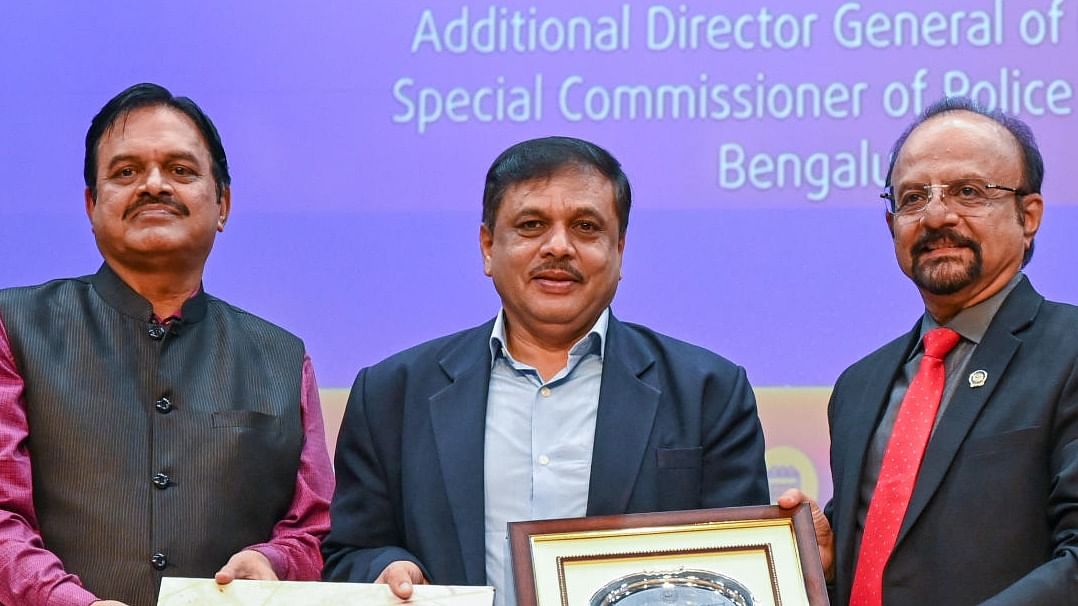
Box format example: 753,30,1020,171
777,488,836,581
91,601,129,606
375,560,429,600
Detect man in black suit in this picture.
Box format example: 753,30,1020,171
323,136,769,605
780,97,1077,604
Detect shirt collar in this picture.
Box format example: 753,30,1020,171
912,271,1024,359
489,307,609,368
90,262,209,325
151,286,201,324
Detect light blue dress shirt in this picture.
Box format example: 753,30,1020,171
483,308,609,606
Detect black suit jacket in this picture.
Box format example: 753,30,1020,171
323,314,769,585
827,277,1078,605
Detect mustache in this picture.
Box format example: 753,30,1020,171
122,194,190,220
528,259,584,281
912,228,981,257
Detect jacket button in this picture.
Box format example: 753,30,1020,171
155,397,172,413
152,473,170,489
151,553,167,570
148,324,167,340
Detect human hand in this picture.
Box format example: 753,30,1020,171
375,560,429,600
214,549,278,584
90,601,130,606
777,488,835,581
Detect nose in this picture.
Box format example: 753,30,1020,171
139,165,173,196
920,186,959,226
923,184,945,204
539,224,574,257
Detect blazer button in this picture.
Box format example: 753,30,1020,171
151,552,167,570
155,397,172,414
148,324,167,340
152,473,170,489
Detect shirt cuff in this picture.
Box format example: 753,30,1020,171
48,581,99,606
248,544,288,580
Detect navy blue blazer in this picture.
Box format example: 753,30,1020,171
827,277,1078,605
322,314,769,586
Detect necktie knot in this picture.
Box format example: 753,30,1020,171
923,327,960,360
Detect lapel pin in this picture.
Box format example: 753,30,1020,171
968,369,988,388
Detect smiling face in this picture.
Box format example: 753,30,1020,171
480,166,625,348
85,104,229,273
888,110,1042,319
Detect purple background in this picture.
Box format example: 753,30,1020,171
2,1,1076,388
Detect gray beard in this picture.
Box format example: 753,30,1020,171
912,249,983,295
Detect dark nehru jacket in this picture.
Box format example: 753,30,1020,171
0,264,304,606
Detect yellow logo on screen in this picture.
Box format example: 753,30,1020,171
765,446,819,501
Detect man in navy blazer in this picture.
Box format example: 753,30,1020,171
781,97,1077,604
323,136,769,604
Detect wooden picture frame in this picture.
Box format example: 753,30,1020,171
509,504,828,606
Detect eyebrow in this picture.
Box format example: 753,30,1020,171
510,205,607,223
105,151,205,170
896,173,995,187
566,206,607,224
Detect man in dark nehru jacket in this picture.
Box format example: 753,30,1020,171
0,83,334,606
780,97,1077,605
323,136,770,605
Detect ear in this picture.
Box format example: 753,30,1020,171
885,210,896,238
1019,193,1043,242
617,232,627,275
479,224,494,277
216,186,232,232
84,188,96,225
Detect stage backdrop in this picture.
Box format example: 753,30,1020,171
3,1,1076,504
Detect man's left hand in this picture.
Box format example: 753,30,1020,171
777,489,835,581
214,550,278,584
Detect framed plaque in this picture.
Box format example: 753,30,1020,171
157,578,493,605
509,504,828,606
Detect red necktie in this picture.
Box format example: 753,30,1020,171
850,327,960,606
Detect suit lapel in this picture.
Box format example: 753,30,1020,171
897,278,1041,543
429,322,495,586
587,316,661,515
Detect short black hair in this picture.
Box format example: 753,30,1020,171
84,82,230,201
482,136,631,234
886,96,1043,266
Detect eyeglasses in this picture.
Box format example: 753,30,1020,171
881,179,1025,218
